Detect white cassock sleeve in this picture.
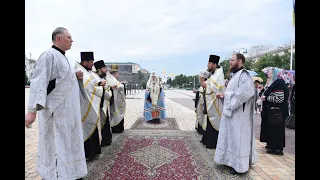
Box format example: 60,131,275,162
28,52,54,112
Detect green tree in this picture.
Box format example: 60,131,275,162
166,77,172,86
253,51,295,83
193,75,200,89
137,70,143,81
244,58,255,70
219,59,230,78
172,74,188,87
219,58,255,76
142,81,147,89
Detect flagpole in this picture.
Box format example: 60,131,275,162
290,26,294,70
290,0,295,70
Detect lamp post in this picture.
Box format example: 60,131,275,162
193,76,195,89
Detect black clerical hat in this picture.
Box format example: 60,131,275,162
94,60,106,70
208,55,220,64
80,52,94,61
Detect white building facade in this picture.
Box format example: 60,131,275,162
25,55,36,80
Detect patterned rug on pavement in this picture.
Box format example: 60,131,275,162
130,117,179,130
85,130,251,180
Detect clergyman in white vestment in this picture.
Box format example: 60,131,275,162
25,27,87,180
77,52,112,160
92,60,114,145
200,55,225,149
214,53,257,174
109,64,126,133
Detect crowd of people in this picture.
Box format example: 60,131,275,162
25,26,295,179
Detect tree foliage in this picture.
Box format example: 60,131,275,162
219,60,230,78
171,74,199,89
253,51,295,83
166,77,172,86
168,51,295,88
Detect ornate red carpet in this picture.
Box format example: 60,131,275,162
85,130,250,180
130,117,179,130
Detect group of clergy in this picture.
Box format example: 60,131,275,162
25,27,129,180
77,51,126,161
194,54,257,175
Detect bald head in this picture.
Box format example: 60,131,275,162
51,27,73,51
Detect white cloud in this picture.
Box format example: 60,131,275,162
26,0,293,75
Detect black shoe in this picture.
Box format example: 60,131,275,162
76,178,83,180
86,157,95,162
112,130,124,133
101,140,112,147
267,149,283,155
206,146,216,150
230,168,238,175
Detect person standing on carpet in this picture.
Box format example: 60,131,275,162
200,55,225,149
144,71,166,123
76,52,108,161
92,60,113,147
194,70,211,135
214,53,257,175
109,64,126,133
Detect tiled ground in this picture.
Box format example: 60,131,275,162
25,89,295,179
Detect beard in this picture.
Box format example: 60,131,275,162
99,71,106,77
229,63,240,72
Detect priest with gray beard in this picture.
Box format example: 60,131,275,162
214,53,257,175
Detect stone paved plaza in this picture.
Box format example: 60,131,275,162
25,89,295,180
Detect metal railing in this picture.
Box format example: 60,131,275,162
124,83,143,97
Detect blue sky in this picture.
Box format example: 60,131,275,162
26,0,294,76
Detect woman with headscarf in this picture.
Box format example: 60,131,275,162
260,67,289,155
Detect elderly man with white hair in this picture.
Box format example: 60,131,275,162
143,71,166,123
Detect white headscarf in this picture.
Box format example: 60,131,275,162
199,70,211,79
147,71,159,89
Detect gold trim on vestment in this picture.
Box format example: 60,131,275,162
82,86,98,122
208,78,224,90
84,75,94,88
205,88,221,131
84,117,99,142
111,95,125,127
